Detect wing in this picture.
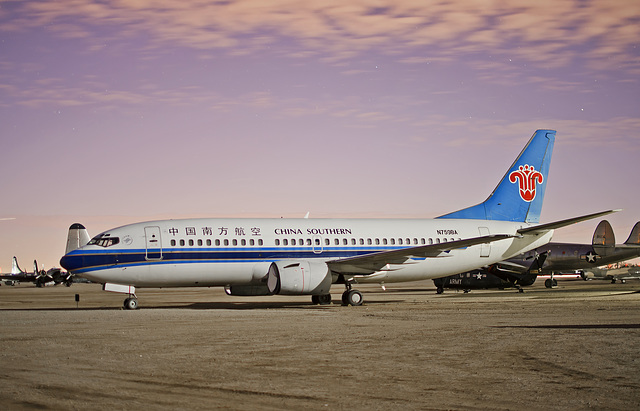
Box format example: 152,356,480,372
327,234,514,275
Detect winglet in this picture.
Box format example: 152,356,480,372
438,130,555,223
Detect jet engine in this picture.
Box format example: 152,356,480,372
266,261,332,295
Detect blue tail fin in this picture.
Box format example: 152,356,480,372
437,129,555,223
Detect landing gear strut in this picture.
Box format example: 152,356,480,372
341,283,363,306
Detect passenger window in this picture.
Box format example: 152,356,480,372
250,239,255,246
306,239,312,246
367,239,372,245
335,239,340,246
351,239,356,245
171,240,176,246
421,238,425,245
413,238,418,245
429,238,433,245
390,238,395,245
224,239,229,246
233,239,238,246
359,238,364,245
325,239,330,246
398,239,403,245
258,239,263,246
275,239,280,246
315,238,320,246
435,238,440,244
198,239,203,246
383,238,388,245
241,239,246,246
283,239,288,246
179,239,185,246
215,239,221,246
291,239,296,246
206,239,212,246
343,238,348,245
375,238,380,245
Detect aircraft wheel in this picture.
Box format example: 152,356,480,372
318,294,332,305
123,297,138,310
343,289,363,306
544,279,553,288
311,295,319,304
436,287,444,294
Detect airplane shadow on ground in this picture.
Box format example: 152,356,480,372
0,299,407,311
492,324,640,329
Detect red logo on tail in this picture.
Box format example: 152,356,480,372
509,165,543,202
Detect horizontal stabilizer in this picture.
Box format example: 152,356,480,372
592,220,615,247
517,210,620,236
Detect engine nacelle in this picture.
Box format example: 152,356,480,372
267,261,332,295
224,284,271,296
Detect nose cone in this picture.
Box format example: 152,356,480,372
60,253,82,272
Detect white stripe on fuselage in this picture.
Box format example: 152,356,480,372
69,218,553,287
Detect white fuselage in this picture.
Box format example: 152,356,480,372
61,218,553,288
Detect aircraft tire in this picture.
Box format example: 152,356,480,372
436,287,444,294
343,289,363,306
123,297,138,310
318,294,332,305
311,295,319,304
545,279,553,288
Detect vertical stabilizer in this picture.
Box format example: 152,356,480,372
592,220,615,246
11,257,24,275
65,223,91,254
624,222,640,245
437,130,555,223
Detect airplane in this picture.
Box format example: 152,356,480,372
512,219,640,287
59,129,618,309
435,220,640,291
581,264,640,283
433,252,547,294
0,257,55,287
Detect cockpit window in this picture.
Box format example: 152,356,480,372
88,234,120,247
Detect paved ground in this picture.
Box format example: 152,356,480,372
1,280,639,410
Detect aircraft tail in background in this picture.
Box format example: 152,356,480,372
437,129,555,223
592,220,615,247
65,223,91,254
624,222,640,245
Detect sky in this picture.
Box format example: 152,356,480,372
1,0,639,271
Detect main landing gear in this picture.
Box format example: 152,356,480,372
341,283,363,306
311,294,332,305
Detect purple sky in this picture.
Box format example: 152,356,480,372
1,1,639,271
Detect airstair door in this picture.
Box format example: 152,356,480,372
145,226,163,260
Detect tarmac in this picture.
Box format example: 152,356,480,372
1,279,639,410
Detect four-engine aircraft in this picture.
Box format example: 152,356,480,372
435,220,639,292
59,130,617,309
